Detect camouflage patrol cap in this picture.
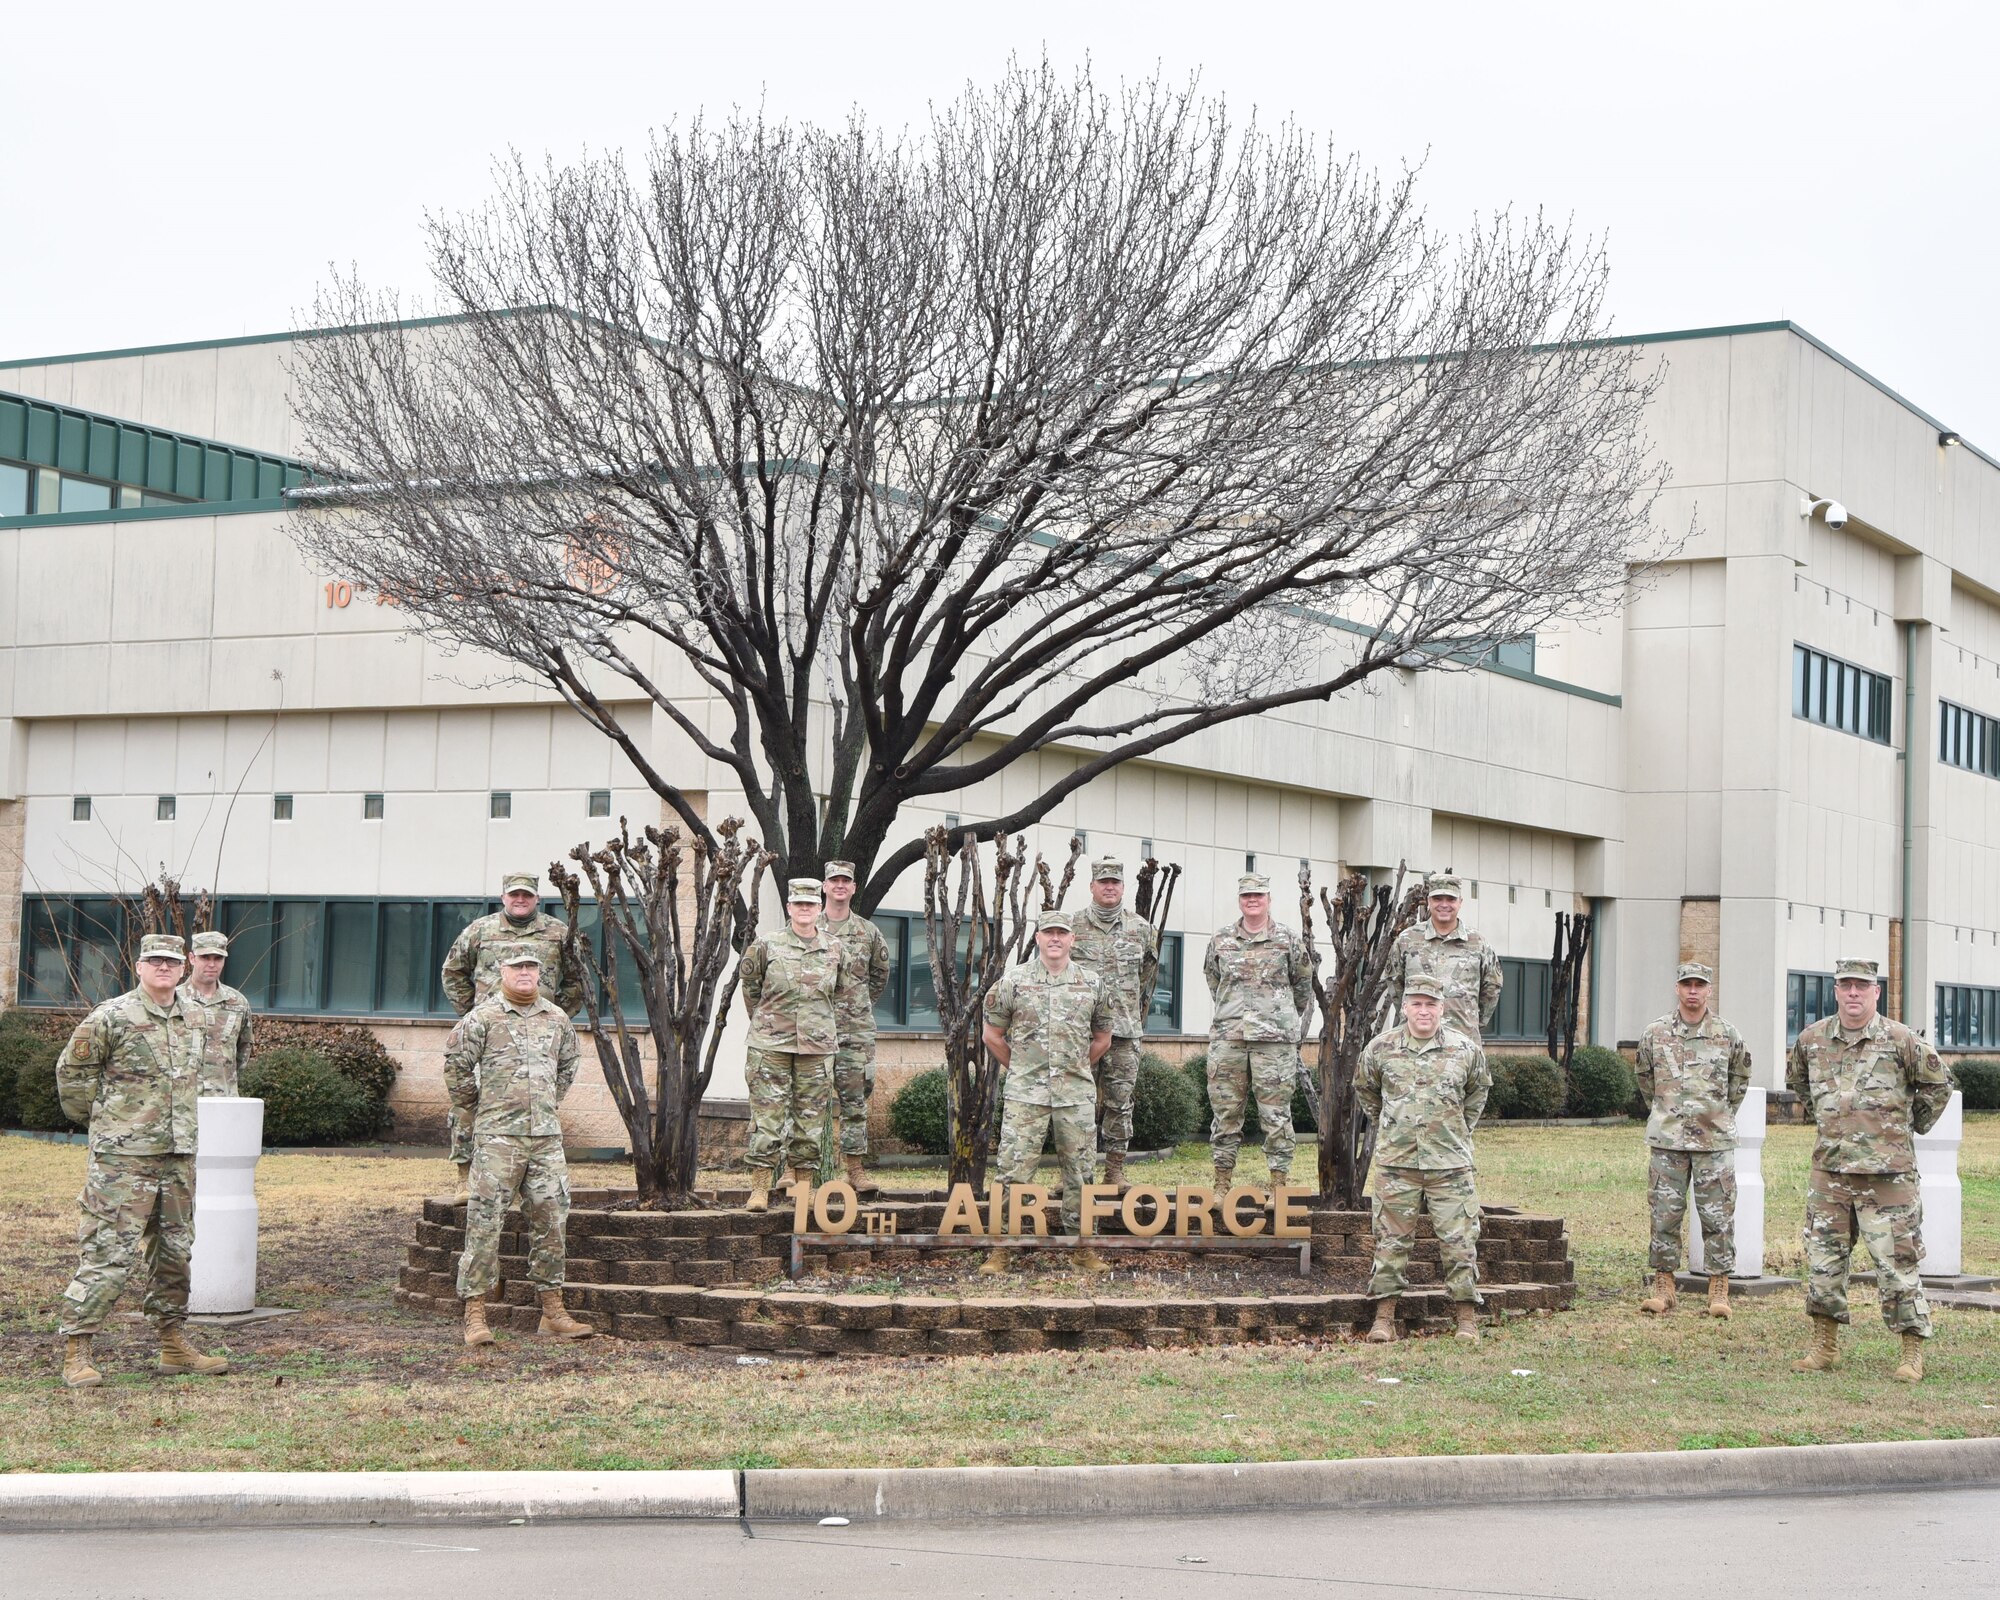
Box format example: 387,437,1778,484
1425,874,1465,899
1091,857,1125,882
501,872,539,894
1037,909,1076,932
495,943,543,967
787,877,823,904
137,933,186,961
1401,974,1445,1001
189,931,230,956
1675,962,1714,984
1237,874,1271,894
1834,957,1880,982
823,860,857,881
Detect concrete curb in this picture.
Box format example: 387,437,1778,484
4,1439,1998,1530
0,1470,739,1531
743,1437,2000,1520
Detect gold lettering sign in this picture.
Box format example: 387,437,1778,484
792,1181,1318,1240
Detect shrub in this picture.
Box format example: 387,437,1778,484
0,1011,53,1127
1131,1053,1200,1150
239,1048,377,1146
12,1040,77,1132
251,1020,397,1135
888,1066,951,1155
1952,1058,2000,1112
1490,1054,1565,1119
1566,1045,1638,1118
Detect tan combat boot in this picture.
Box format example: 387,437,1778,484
976,1248,1010,1275
1365,1297,1398,1343
1791,1313,1840,1372
1267,1167,1289,1191
60,1334,102,1390
744,1169,773,1213
1103,1152,1126,1189
538,1290,594,1340
787,1166,816,1196
157,1323,229,1376
1452,1302,1480,1343
463,1296,497,1348
1073,1248,1111,1276
1639,1270,1678,1315
1706,1275,1732,1320
1893,1331,1926,1384
843,1154,879,1197
1213,1162,1235,1194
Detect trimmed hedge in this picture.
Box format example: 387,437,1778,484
0,1011,53,1127
1952,1057,2000,1112
13,1043,76,1132
1489,1054,1565,1119
888,1067,951,1155
1131,1052,1200,1150
239,1048,378,1146
250,1020,397,1136
1566,1045,1638,1118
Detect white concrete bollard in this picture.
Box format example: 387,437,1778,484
1688,1087,1766,1279
189,1097,264,1315
1916,1090,1963,1277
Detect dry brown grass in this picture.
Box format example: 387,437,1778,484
2,1118,1996,1472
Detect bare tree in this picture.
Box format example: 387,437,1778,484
1546,910,1592,1076
551,817,771,1206
287,59,1672,913
1300,864,1424,1208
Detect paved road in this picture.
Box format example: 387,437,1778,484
5,1486,1994,1599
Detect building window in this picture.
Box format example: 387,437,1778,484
156,796,176,821
1140,837,1154,861
272,794,294,821
0,461,28,517
363,793,385,820
1939,700,2000,778
588,789,611,818
71,796,91,822
1937,984,2000,1050
1784,970,1882,1042
1489,957,1552,1041
1245,853,1257,872
490,791,511,819
1792,643,1891,743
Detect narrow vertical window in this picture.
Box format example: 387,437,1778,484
489,792,512,820
156,796,176,821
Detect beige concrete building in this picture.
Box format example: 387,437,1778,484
3,318,1996,1147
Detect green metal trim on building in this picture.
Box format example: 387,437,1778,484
0,389,306,506
0,496,289,532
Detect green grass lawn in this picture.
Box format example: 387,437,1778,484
1,1117,1995,1472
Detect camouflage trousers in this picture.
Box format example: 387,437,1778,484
59,1153,195,1335
1207,1039,1296,1174
830,1038,876,1157
1647,1146,1737,1275
994,1098,1096,1234
747,1047,832,1177
1093,1038,1140,1158
1368,1165,1482,1305
458,1133,570,1298
1804,1167,1932,1337
449,1104,472,1168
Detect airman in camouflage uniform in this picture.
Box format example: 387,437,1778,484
440,872,587,1189
1068,857,1160,1188
1786,957,1951,1383
1356,973,1492,1343
1203,873,1315,1190
446,944,593,1346
53,934,230,1387
980,909,1115,1270
1385,875,1503,1043
177,930,253,1096
739,879,862,1212
818,860,892,1193
1633,962,1752,1319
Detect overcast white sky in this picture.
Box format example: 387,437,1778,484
7,2,1997,444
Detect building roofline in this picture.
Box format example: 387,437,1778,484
5,312,1987,470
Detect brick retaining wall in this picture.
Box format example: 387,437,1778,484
396,1188,1577,1353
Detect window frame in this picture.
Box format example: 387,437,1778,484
1939,698,2000,780
1487,956,1553,1042
1792,643,1892,744
1936,982,2000,1049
